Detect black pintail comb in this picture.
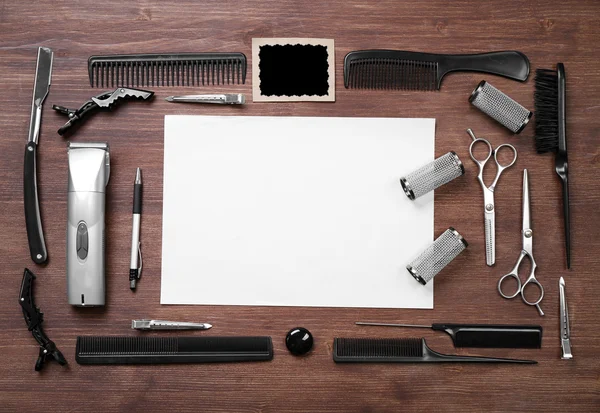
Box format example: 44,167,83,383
88,53,247,88
333,338,536,364
344,50,530,90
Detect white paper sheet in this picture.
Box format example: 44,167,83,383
161,115,435,308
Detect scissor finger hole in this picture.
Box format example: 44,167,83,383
522,281,543,305
495,144,517,168
469,139,492,163
498,274,520,298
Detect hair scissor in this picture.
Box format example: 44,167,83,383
498,169,544,316
467,129,517,266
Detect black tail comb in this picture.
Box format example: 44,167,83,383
333,338,536,364
76,336,273,364
344,50,530,90
88,53,247,88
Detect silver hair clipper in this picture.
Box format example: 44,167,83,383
67,142,110,306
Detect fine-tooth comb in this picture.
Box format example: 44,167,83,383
76,336,273,364
344,50,530,90
333,338,536,364
88,53,247,88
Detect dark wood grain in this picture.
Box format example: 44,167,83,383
1,1,599,412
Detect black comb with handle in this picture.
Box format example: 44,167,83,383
76,336,273,364
333,338,536,364
88,52,247,88
344,50,530,90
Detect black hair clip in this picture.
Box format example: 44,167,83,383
20,268,67,371
52,87,154,136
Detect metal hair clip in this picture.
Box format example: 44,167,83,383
52,87,154,136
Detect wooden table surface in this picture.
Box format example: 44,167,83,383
1,1,599,412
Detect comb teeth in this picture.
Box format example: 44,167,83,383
334,338,424,358
346,58,438,90
88,53,247,88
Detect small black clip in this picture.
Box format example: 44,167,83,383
20,268,67,371
52,87,154,136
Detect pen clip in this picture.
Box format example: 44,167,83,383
137,242,142,279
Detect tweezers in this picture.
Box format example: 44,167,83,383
559,277,573,359
165,93,245,104
132,320,212,330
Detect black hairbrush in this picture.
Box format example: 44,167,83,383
333,338,536,364
344,50,530,90
534,63,570,269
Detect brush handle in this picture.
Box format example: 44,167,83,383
560,175,571,269
438,51,530,85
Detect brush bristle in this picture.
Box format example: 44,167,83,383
334,338,423,358
345,59,438,90
534,68,559,153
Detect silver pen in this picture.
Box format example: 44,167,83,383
165,93,245,105
132,320,212,330
129,168,143,290
559,277,573,359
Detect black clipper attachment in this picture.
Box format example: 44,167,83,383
52,87,154,136
20,268,67,371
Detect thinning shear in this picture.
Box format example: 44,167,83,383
467,129,517,266
498,169,544,316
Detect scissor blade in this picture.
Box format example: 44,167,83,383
485,213,495,266
522,169,533,254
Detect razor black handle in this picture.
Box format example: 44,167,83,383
24,142,48,264
431,324,542,348
439,51,530,82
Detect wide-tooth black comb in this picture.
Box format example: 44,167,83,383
344,50,530,90
88,53,247,88
76,336,273,364
333,338,536,363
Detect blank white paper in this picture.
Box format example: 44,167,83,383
161,115,435,308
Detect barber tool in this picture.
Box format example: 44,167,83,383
467,128,517,266
498,169,545,316
129,168,143,290
165,93,245,104
534,64,571,269
333,338,536,364
286,327,314,356
407,227,467,285
76,336,273,364
344,50,529,90
132,320,212,330
355,322,542,349
53,87,154,136
24,46,53,264
20,268,67,371
88,53,247,87
469,80,532,133
400,152,464,200
67,143,110,306
559,277,573,359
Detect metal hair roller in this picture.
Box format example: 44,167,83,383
469,80,532,133
66,142,110,306
407,227,468,285
400,152,465,200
